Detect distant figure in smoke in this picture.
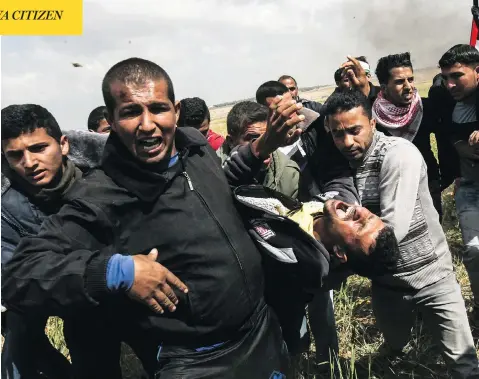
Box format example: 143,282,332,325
177,97,224,151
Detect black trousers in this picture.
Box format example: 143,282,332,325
429,178,443,222
1,312,71,379
63,312,123,379
154,305,288,379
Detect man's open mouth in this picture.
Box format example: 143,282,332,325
335,202,356,221
28,169,46,180
138,137,162,152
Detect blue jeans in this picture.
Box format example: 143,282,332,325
455,180,479,308
1,312,71,379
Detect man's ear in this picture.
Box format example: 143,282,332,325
106,110,116,133
380,83,387,93
225,135,235,150
324,116,331,133
175,101,181,125
333,245,348,263
370,117,376,131
60,135,70,156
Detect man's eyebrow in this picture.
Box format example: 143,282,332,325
119,103,140,111
6,142,47,153
333,124,361,132
349,124,361,129
4,149,21,154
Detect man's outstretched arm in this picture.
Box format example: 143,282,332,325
2,200,113,316
2,199,187,317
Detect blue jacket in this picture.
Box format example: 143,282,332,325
1,130,107,268
1,186,48,266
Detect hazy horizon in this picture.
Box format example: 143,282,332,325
1,0,472,130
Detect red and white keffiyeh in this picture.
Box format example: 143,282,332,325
372,90,423,141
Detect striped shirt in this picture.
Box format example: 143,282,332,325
352,131,453,289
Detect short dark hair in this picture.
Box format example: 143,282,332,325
226,101,269,138
322,90,372,120
256,81,289,106
177,97,210,128
88,106,108,131
355,56,369,64
334,68,343,83
439,44,479,68
278,75,297,86
102,58,175,114
375,52,413,85
369,226,400,273
1,104,62,144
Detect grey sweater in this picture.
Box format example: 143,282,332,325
353,131,453,289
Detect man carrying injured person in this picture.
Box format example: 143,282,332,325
238,193,401,279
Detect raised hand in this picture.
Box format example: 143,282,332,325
340,55,370,97
469,130,479,147
253,92,305,160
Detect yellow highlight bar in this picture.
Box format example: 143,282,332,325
0,0,82,35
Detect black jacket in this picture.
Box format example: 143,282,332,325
1,186,49,266
371,89,459,191
1,158,86,267
1,130,107,267
299,115,359,204
299,98,322,114
375,97,442,184
2,128,268,348
298,83,380,203
427,83,470,188
2,127,358,345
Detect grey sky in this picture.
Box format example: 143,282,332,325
1,0,473,130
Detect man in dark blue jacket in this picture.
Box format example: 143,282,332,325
1,104,76,379
1,104,127,379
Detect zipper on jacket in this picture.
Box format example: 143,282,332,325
1,210,32,238
181,171,254,308
182,172,194,191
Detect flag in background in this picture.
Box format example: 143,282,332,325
471,19,478,48
471,1,479,48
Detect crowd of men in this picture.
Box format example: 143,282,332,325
0,42,478,379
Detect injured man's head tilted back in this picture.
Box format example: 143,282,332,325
238,192,400,279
